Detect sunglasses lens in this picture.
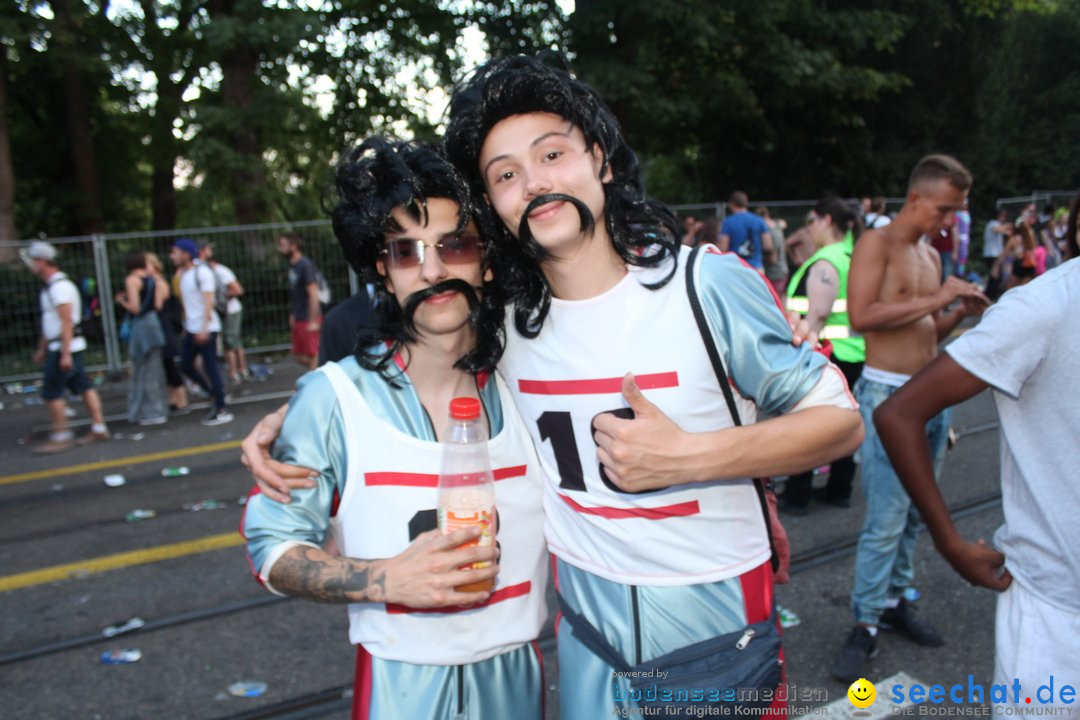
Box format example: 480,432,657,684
385,240,422,268
439,234,481,265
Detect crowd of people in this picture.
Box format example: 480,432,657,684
20,49,1078,719
22,230,340,450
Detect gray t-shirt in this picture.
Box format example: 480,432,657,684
946,257,1080,613
983,219,1006,258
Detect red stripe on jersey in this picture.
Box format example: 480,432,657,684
364,465,527,487
238,485,274,591
518,371,679,395
385,580,531,614
557,492,700,520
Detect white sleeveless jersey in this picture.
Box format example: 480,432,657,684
320,363,548,665
499,246,772,586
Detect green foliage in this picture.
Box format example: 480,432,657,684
569,0,911,202
3,0,1078,238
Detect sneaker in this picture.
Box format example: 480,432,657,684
32,437,75,454
831,625,878,683
879,598,945,647
76,430,110,446
201,408,234,426
169,404,191,416
185,382,208,398
137,416,168,426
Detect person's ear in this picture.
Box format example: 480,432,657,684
376,259,393,294
591,144,613,183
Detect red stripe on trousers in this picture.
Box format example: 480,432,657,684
517,371,679,395
557,492,700,520
352,644,373,720
385,580,531,615
364,465,527,487
739,560,787,714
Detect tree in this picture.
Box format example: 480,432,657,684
569,0,910,203
109,0,209,230
0,44,17,250
49,0,108,234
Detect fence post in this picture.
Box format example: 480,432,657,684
93,234,122,375
348,267,359,298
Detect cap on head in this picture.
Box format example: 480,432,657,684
21,240,58,266
172,238,199,260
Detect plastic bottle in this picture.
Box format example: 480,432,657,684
161,466,190,478
437,397,496,593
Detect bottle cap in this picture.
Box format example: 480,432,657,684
449,397,481,420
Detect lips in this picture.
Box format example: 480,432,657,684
528,200,565,222
424,291,460,305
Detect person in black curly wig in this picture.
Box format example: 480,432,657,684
241,136,550,719
443,53,863,718
330,136,505,381
443,52,681,338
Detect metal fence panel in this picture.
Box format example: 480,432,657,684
5,191,1066,382
2,220,346,383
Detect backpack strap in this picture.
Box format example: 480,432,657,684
44,274,85,338
684,245,779,572
138,276,156,316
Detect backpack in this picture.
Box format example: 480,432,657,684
194,263,228,317
212,269,229,317
314,268,331,306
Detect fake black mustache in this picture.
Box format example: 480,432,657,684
516,193,597,258
400,278,482,338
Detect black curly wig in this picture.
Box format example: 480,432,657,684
330,137,505,382
443,53,680,338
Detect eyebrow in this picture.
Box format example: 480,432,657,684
481,124,576,179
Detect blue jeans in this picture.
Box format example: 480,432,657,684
851,375,950,624
180,332,226,410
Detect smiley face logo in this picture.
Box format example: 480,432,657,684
848,678,876,708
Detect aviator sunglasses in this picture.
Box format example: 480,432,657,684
380,233,483,269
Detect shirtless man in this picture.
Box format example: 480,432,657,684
831,154,988,683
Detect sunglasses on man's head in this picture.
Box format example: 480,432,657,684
380,234,483,269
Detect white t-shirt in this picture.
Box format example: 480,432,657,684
179,262,222,334
211,263,243,315
983,219,1006,258
865,212,891,229
945,258,1080,613
40,272,87,353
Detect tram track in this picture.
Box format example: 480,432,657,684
0,487,1004,720
202,490,1005,720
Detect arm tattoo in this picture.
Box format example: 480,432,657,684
816,268,836,285
271,546,388,604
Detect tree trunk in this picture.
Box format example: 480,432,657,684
150,80,181,230
0,50,18,257
208,0,267,225
221,46,266,225
50,0,105,235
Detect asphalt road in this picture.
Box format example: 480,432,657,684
0,355,1008,719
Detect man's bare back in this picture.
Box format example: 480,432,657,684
848,178,987,376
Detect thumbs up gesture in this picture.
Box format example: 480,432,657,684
592,373,695,492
